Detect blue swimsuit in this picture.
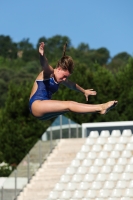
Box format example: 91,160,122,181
29,77,59,118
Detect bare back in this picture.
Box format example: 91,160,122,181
29,71,44,99
30,67,54,99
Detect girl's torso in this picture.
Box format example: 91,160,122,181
30,71,43,99
30,71,59,101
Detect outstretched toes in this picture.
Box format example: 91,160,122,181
100,100,118,115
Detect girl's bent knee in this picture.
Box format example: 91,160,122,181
67,101,75,110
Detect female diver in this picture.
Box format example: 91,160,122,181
29,42,118,121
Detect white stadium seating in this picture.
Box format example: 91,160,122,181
17,129,133,200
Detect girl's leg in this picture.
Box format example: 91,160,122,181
32,100,117,117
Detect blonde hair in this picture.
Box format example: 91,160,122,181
57,42,74,74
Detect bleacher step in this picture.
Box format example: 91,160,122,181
17,138,85,200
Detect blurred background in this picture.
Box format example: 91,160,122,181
0,1,133,199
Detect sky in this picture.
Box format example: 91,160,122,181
0,0,133,57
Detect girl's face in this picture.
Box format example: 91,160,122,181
54,67,70,83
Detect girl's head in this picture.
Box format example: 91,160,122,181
54,42,74,83
57,55,74,74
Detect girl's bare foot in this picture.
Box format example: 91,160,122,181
100,101,118,115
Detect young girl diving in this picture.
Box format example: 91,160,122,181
29,42,117,121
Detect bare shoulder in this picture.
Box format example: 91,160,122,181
35,68,54,80
49,65,54,72
36,71,44,80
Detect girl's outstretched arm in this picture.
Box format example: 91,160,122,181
39,42,53,78
62,79,97,101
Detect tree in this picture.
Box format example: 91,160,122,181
107,52,131,73
114,57,133,120
96,47,110,65
0,81,51,165
77,43,89,52
17,38,38,62
88,48,110,66
0,35,17,59
113,52,131,61
17,38,34,51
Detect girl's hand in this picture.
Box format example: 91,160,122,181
39,42,45,56
84,89,97,101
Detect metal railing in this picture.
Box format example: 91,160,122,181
0,115,82,200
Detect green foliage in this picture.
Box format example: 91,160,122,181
96,47,110,65
77,43,89,52
0,35,17,59
107,52,131,73
0,162,12,177
0,78,8,106
0,81,51,165
114,57,133,120
17,38,34,51
24,61,40,74
0,34,133,167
